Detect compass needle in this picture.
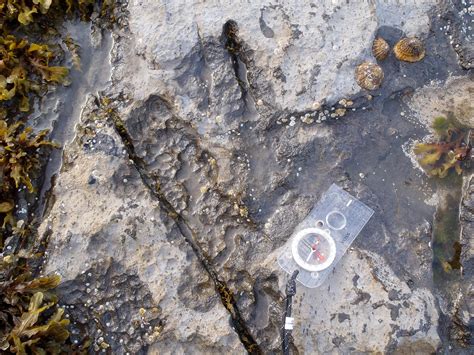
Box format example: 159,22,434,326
302,240,313,249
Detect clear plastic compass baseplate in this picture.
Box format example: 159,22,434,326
278,184,374,288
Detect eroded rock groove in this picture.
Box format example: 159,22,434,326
108,108,262,354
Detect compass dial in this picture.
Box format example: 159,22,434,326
291,228,336,272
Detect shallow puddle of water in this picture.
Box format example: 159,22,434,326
431,174,463,287
36,21,113,218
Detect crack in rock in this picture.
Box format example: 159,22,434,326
108,107,262,353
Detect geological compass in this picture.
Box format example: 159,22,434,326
291,227,336,272
278,184,374,288
279,184,374,355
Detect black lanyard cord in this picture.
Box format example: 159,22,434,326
282,270,299,355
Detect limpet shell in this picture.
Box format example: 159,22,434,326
355,62,384,91
394,37,425,62
372,37,390,61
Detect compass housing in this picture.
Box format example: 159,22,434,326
278,184,374,288
291,228,336,272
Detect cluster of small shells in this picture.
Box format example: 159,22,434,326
275,98,356,126
355,36,425,91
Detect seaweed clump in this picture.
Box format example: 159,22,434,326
0,0,114,28
414,116,471,178
0,119,58,192
0,1,119,352
0,254,70,353
0,0,116,116
0,0,54,26
0,34,69,116
0,119,58,239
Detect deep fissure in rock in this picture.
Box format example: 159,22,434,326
109,110,262,354
222,19,258,118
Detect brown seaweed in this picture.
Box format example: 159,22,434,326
414,116,471,178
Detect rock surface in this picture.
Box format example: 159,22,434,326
407,75,474,129
454,174,474,347
262,248,439,353
37,0,474,353
39,99,244,353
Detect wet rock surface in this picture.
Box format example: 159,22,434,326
274,249,439,353
37,0,473,353
452,175,474,348
38,100,244,353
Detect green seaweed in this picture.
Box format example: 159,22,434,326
414,116,471,178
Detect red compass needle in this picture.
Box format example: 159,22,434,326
311,242,326,262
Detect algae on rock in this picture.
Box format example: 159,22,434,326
414,116,471,178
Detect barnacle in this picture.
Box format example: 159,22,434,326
414,116,471,178
394,37,425,63
372,37,390,61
